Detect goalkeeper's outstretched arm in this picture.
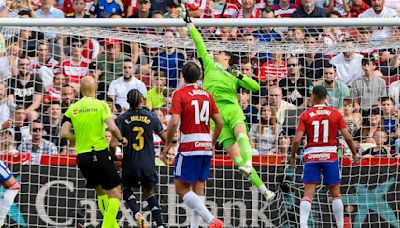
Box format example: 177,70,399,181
237,75,260,92
186,22,214,69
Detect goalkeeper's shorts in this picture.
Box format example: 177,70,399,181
218,104,247,148
302,160,341,186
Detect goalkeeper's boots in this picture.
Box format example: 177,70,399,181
209,218,224,228
136,213,146,228
263,189,276,203
238,165,253,180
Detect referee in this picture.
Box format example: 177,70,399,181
61,76,127,228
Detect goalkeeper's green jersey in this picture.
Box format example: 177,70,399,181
188,28,260,106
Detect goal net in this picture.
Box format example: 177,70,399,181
0,19,400,228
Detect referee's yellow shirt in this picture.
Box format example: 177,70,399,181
65,96,111,154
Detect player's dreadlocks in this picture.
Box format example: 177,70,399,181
127,89,143,110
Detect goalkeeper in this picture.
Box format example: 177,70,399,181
184,15,275,202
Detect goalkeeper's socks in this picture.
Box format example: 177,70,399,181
0,184,19,226
190,195,205,228
123,188,140,216
146,195,164,227
332,197,344,228
97,194,109,216
232,156,245,167
102,198,120,228
237,133,253,163
300,197,312,228
183,191,214,224
250,168,264,188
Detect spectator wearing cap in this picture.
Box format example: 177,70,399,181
89,0,124,18
343,0,370,17
61,37,89,89
66,0,92,18
147,71,167,109
291,0,326,17
315,62,350,109
359,0,398,42
351,57,387,110
273,0,299,18
128,0,152,18
108,60,147,110
151,31,185,88
97,38,131,84
87,62,107,100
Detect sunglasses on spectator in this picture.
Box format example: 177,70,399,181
32,128,43,132
287,64,297,67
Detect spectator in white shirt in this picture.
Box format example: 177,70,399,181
330,46,364,86
107,60,147,110
389,80,400,108
359,0,398,42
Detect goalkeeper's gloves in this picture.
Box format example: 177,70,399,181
226,64,244,80
183,10,192,23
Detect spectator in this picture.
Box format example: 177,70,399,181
301,36,324,81
272,0,298,18
241,33,269,67
239,0,262,18
343,0,370,17
238,88,258,127
108,60,148,110
63,0,94,15
0,83,15,127
342,98,362,135
355,107,383,143
35,0,65,39
61,86,76,113
389,79,400,108
250,105,281,155
204,0,240,19
185,0,207,18
0,36,18,82
252,9,282,43
66,0,91,18
31,43,60,80
276,133,291,157
89,0,124,18
61,37,89,89
19,120,58,164
351,57,387,110
278,56,312,107
315,62,350,108
291,0,326,17
0,130,17,153
87,62,106,100
97,38,131,84
258,52,287,85
288,27,305,43
105,128,122,157
128,0,152,18
7,57,43,115
43,103,67,153
268,86,296,125
151,31,185,88
330,46,364,86
380,96,398,133
147,71,167,109
359,0,398,42
163,0,187,37
362,129,391,157
43,73,68,104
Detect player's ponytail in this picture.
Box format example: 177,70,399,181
127,89,142,110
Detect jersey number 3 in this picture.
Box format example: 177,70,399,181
132,126,144,151
311,120,329,143
191,100,210,125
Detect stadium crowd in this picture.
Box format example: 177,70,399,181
0,0,399,164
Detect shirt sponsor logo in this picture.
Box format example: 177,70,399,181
194,142,212,148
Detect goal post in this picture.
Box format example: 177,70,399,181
0,18,399,228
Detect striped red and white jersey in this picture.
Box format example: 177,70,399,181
272,4,298,18
258,60,287,82
61,58,89,84
238,7,262,18
297,105,347,163
169,84,219,156
203,2,240,18
81,38,100,63
31,57,60,77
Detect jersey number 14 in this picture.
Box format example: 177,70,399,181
191,100,209,125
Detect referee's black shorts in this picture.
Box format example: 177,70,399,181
76,149,121,190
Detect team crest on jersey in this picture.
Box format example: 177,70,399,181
72,108,78,116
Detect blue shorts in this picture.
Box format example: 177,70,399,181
174,153,211,183
0,160,13,183
302,160,341,186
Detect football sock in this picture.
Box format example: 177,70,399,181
190,195,205,228
237,133,253,163
122,188,140,219
183,191,214,224
300,197,312,228
97,194,108,216
332,197,344,228
101,198,120,228
146,195,164,227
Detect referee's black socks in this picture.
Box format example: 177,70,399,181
146,195,165,227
